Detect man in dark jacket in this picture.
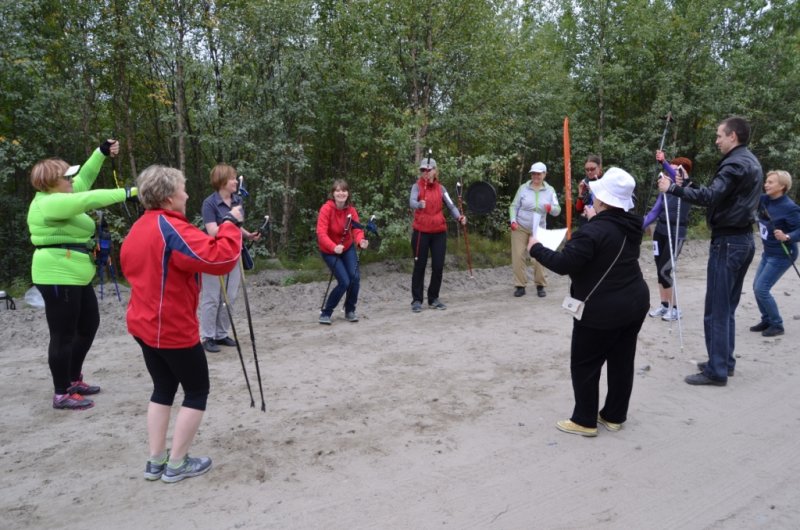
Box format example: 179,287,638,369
658,116,763,386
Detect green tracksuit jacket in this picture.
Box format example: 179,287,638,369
27,149,127,285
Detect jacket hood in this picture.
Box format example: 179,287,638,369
597,209,645,243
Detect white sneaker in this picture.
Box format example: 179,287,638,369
649,306,668,318
662,307,682,321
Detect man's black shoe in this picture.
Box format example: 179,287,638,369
536,286,546,298
685,373,726,386
697,361,734,377
514,287,526,297
749,321,769,332
762,325,784,337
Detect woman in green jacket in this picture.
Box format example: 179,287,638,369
27,139,136,410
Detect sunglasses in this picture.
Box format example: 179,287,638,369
584,166,599,173
61,165,80,182
420,168,433,173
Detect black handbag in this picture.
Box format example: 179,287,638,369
241,246,254,270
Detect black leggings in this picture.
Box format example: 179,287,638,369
653,231,684,288
36,284,99,394
134,337,210,411
411,230,447,303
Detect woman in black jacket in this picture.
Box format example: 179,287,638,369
528,168,649,437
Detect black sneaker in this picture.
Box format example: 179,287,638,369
762,325,784,337
215,336,237,347
536,286,546,298
514,287,525,297
697,361,734,377
202,338,220,353
749,321,769,332
411,301,422,313
685,373,726,386
429,299,447,310
161,455,212,483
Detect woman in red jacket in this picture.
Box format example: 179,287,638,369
316,179,368,325
409,157,466,313
121,165,242,483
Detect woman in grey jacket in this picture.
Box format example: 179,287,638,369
509,162,561,297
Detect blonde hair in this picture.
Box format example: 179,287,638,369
30,158,70,191
210,163,237,191
136,165,185,209
767,170,792,194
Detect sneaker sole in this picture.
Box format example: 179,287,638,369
161,463,212,483
143,471,164,481
53,404,95,410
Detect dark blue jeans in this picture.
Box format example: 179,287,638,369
753,254,792,327
702,233,755,381
321,246,360,316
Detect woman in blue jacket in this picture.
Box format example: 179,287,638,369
752,170,800,337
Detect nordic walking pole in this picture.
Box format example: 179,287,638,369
219,274,255,408
761,206,800,280
661,192,684,351
320,214,352,312
109,138,133,223
655,155,685,349
237,255,266,412
233,176,267,411
563,116,573,240
455,178,474,278
642,112,674,217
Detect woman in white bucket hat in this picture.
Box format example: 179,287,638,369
527,167,649,437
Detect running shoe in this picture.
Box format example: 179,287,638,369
662,308,682,321
67,375,100,395
345,311,359,322
648,305,668,318
144,451,170,481
161,455,212,483
428,299,447,310
53,393,94,410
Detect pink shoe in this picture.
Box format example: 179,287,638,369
67,374,100,395
53,393,94,410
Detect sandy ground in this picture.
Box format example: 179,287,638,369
1,239,799,530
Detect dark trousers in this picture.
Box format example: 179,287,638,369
37,284,99,394
569,317,645,427
321,245,360,316
411,230,447,303
134,338,210,411
702,233,755,381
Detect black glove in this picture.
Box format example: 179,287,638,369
220,213,243,228
100,140,117,156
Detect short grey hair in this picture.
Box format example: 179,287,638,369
136,165,185,210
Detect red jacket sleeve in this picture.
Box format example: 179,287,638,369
164,215,242,276
317,202,338,253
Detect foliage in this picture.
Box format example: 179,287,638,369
2,0,799,286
